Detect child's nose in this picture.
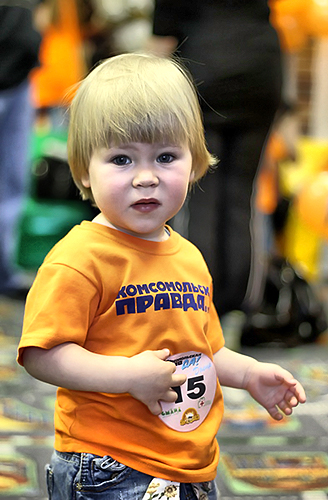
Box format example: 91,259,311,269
132,166,159,187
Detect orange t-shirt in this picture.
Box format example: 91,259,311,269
18,222,225,482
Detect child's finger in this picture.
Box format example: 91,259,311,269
171,373,187,387
283,388,299,407
276,398,293,415
154,348,171,361
148,400,163,415
275,374,307,404
165,389,180,403
288,395,299,407
267,405,283,421
292,382,307,403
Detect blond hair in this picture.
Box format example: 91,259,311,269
67,53,216,202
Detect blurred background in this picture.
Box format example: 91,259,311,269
1,0,328,498
3,0,328,319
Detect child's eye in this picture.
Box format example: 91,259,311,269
157,153,175,164
111,155,131,166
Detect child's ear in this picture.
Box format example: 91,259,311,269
81,171,91,188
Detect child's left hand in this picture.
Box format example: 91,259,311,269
243,362,306,420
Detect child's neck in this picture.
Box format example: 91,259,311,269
91,213,170,242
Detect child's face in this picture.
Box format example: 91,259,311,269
82,142,194,241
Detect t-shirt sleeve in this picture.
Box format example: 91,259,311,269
17,263,100,366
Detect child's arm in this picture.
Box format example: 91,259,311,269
22,343,186,415
213,346,306,420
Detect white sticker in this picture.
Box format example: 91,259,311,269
159,352,217,432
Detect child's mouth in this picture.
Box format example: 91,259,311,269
132,198,160,213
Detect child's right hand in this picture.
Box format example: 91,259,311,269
128,349,187,415
22,344,186,415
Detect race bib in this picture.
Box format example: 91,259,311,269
159,352,217,432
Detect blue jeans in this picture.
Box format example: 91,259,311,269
0,79,34,292
46,451,219,500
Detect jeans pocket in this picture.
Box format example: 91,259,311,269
75,454,133,496
90,456,130,486
45,464,54,499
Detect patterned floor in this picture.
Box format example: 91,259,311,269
217,343,328,500
0,296,55,499
0,295,327,499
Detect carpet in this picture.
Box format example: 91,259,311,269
217,346,328,500
0,296,327,499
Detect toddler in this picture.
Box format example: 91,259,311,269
17,53,306,500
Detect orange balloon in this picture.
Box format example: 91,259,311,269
269,0,308,16
296,171,328,239
307,0,328,37
269,0,309,51
272,14,308,51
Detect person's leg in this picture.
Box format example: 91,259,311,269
215,124,271,316
0,80,34,293
188,123,272,316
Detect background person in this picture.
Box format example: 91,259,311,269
0,0,44,297
148,0,283,321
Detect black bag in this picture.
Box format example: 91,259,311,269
32,155,81,201
241,257,328,347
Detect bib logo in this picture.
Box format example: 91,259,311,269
115,281,210,316
180,408,200,426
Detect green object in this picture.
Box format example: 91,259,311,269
16,199,92,270
16,129,94,270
